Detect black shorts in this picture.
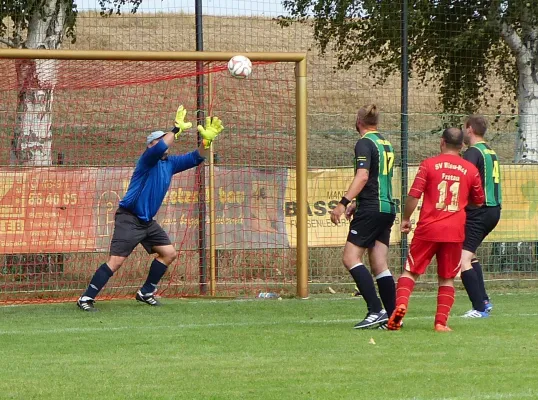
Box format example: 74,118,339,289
347,209,395,248
463,206,501,253
109,208,172,257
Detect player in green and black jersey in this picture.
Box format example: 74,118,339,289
330,104,397,329
353,133,396,215
460,115,502,318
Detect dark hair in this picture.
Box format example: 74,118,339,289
442,127,464,150
357,104,380,126
465,115,488,137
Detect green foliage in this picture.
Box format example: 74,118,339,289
97,0,144,16
278,0,538,118
0,0,78,46
0,0,145,47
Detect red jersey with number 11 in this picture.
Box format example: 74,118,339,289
409,154,484,242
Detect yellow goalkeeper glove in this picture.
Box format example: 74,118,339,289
172,105,193,139
198,116,224,149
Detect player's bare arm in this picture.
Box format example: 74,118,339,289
469,172,485,208
401,161,427,233
330,169,369,225
345,200,356,220
401,195,420,233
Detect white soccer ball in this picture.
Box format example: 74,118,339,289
228,55,252,79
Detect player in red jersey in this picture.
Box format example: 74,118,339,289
387,127,484,331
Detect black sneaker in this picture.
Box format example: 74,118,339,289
77,297,98,312
135,290,162,306
353,310,388,329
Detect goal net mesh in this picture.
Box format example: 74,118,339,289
0,58,297,303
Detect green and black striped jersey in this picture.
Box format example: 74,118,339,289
354,131,396,214
463,142,502,207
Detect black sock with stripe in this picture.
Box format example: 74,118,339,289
82,263,114,300
471,259,489,302
349,263,383,313
461,268,486,312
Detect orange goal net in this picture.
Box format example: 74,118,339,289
0,55,300,303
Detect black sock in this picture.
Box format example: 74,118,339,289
82,263,114,300
472,259,489,302
349,264,383,313
376,274,396,317
141,259,168,295
461,269,486,312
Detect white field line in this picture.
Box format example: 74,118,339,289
404,392,538,400
0,313,537,336
1,290,537,309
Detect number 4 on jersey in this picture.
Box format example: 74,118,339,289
492,160,500,184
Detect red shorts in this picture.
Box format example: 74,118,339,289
405,238,462,279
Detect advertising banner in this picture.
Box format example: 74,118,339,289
1,164,537,253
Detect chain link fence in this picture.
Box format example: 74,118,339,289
1,0,537,299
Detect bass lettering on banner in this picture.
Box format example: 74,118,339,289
284,165,538,247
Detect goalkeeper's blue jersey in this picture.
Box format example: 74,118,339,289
119,139,204,221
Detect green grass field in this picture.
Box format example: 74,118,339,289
1,291,538,400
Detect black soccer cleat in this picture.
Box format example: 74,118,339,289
135,290,162,306
77,297,98,312
353,309,388,329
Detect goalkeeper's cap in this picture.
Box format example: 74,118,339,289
146,130,167,145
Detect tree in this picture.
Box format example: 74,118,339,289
278,0,538,162
1,0,142,165
1,0,142,273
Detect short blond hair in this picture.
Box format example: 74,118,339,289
357,104,380,126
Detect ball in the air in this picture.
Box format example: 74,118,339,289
228,55,252,79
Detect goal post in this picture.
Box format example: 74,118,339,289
0,49,309,302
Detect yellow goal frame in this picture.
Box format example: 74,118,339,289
0,49,309,299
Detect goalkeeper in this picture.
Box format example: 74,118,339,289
77,106,223,312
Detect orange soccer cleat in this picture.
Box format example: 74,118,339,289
434,323,452,332
387,304,407,330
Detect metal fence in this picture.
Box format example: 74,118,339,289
1,0,537,298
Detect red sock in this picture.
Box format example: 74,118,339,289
395,276,415,309
435,285,455,326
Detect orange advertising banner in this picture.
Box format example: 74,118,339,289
0,168,97,253
0,166,288,254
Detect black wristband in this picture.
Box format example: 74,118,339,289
171,126,180,134
339,196,351,207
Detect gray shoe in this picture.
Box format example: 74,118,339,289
77,297,98,312
135,290,162,306
353,309,388,329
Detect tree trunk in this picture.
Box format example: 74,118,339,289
7,0,67,276
501,21,538,163
499,24,538,273
514,57,538,163
10,0,65,166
